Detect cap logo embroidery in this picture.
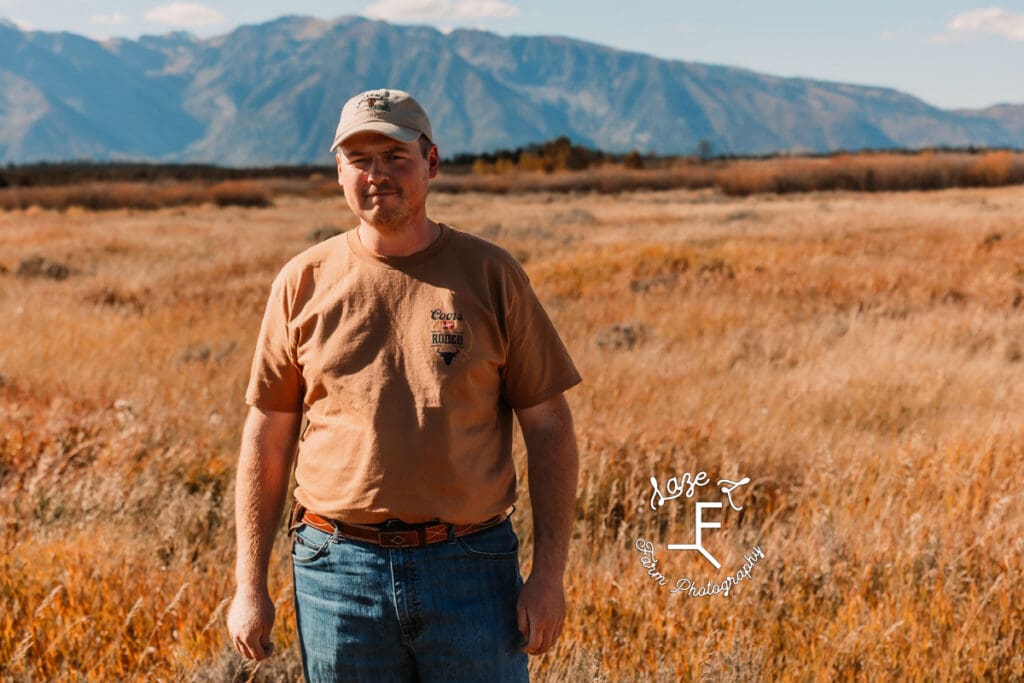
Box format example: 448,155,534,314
362,92,392,113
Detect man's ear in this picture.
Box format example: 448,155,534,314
428,145,440,179
336,153,344,185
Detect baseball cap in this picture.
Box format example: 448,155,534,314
329,88,433,152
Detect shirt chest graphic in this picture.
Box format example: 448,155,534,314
428,308,472,366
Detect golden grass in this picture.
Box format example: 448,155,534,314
1,185,1022,680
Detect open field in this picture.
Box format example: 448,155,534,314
1,183,1022,680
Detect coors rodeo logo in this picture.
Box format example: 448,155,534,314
428,309,471,366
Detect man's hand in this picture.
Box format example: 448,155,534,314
227,588,276,660
516,570,566,655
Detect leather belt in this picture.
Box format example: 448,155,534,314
288,502,508,548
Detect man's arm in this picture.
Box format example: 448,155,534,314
227,406,302,661
513,392,579,655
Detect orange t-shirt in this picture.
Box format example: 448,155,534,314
245,225,582,524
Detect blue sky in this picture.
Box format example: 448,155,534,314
2,1,1022,109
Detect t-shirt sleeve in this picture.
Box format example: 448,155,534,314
501,264,582,409
245,271,305,412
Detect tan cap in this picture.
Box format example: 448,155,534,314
330,88,433,152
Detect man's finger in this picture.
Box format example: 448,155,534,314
261,622,275,657
516,601,529,642
526,617,544,653
235,637,254,660
539,627,555,654
250,642,267,661
237,633,271,661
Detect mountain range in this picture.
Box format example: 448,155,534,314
0,15,1021,165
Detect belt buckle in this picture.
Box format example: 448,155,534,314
378,528,425,547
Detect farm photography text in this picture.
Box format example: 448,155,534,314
636,471,765,597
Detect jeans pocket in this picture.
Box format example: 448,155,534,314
291,524,333,565
455,520,519,559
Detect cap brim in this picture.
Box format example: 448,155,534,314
330,122,422,151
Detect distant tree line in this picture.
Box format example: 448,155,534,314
445,136,645,173
1,139,1019,187
0,162,334,188
0,137,655,187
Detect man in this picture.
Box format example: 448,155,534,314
227,88,581,682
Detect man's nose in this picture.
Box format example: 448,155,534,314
365,157,390,182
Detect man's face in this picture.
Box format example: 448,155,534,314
336,132,439,232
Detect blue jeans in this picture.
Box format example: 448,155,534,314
291,517,529,683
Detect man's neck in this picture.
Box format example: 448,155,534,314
357,218,441,257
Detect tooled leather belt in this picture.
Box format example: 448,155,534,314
288,501,508,548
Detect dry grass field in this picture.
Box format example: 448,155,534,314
1,180,1022,680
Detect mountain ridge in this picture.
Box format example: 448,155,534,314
0,14,1019,165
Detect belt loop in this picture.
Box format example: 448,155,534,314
331,521,341,544
287,501,305,538
446,523,456,543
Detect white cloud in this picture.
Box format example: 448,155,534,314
934,7,1024,42
144,2,225,28
91,13,129,27
363,0,519,23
